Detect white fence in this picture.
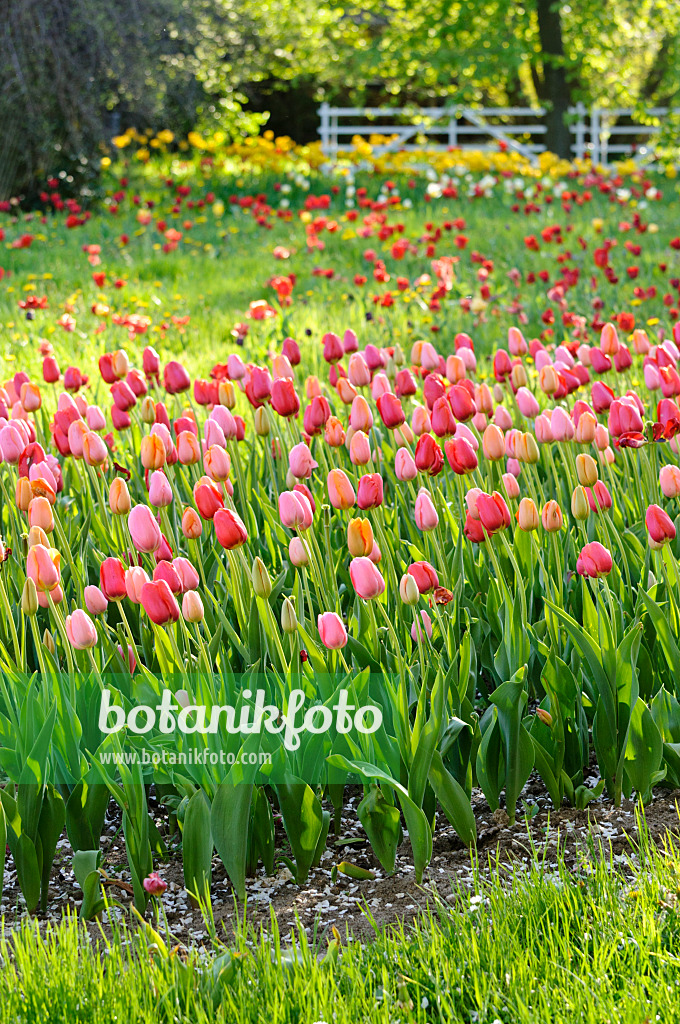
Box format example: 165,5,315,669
318,102,678,165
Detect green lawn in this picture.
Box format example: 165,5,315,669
2,821,680,1023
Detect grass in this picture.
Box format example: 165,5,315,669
2,819,680,1022
2,165,680,385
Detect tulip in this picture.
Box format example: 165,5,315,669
99,557,127,600
182,507,203,540
148,471,173,508
141,433,166,470
164,361,191,394
431,396,456,437
141,579,180,625
574,411,597,444
377,392,405,429
576,542,613,579
271,378,300,418
395,447,417,481
571,486,590,521
541,500,563,532
449,384,476,422
194,477,224,520
182,590,204,623
411,405,432,436
357,473,383,510
128,504,162,553
350,430,371,466
515,432,539,465
482,424,505,462
281,597,298,634
407,560,439,593
399,573,420,605
26,544,61,593
109,477,131,515
445,436,478,475
415,489,439,531
84,585,108,615
480,490,513,533
349,395,373,433
411,610,433,643
517,497,539,532
660,465,680,498
177,430,201,466
126,566,150,603
349,556,385,600
576,453,598,487
289,536,309,566
348,518,374,557
414,434,444,476
279,490,313,530
154,560,183,595
65,609,97,650
348,353,371,388
214,507,248,549
538,365,560,395
592,480,613,512
551,408,574,442
15,477,32,512
327,469,356,510
21,577,39,616
28,496,54,533
289,442,317,479
646,504,676,546
317,611,347,649
502,473,520,499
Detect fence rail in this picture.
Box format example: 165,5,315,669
318,102,678,165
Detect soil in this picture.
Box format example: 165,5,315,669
3,781,680,947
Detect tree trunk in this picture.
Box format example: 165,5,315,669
535,0,571,158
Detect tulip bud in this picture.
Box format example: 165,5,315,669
109,477,131,515
281,597,298,634
219,380,236,408
43,629,56,655
541,500,563,532
27,525,50,549
536,708,553,727
517,497,539,532
574,411,597,444
140,396,156,424
182,590,204,623
252,557,272,598
576,453,598,487
399,573,420,605
571,485,590,521
347,517,374,557
289,536,309,567
21,577,38,616
254,407,270,436
511,363,527,390
182,507,203,540
16,477,32,512
516,431,539,464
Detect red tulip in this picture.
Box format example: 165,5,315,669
576,542,613,579
100,557,127,600
357,473,384,510
214,507,248,549
445,436,478,475
407,561,439,593
477,491,511,535
141,579,180,625
193,477,224,520
164,360,191,394
376,392,405,429
271,378,300,418
646,504,676,546
414,434,444,476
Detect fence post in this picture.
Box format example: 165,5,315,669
447,110,457,149
331,111,339,155
319,103,330,158
573,102,586,161
590,107,600,165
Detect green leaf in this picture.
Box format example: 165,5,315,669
357,784,401,874
624,697,664,804
275,778,324,884
183,789,213,900
428,751,476,845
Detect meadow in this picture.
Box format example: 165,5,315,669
2,130,680,1018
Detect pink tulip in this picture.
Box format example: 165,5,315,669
411,610,433,642
415,489,439,531
148,471,173,508
128,504,162,553
279,490,313,529
182,590,204,623
660,464,680,498
84,585,108,615
516,387,540,418
65,609,97,650
395,447,417,481
172,557,200,593
289,536,309,566
125,567,150,603
350,430,371,466
317,611,348,649
349,557,385,600
289,442,317,479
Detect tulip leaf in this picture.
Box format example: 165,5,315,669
357,785,401,874
183,789,213,900
428,750,476,845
